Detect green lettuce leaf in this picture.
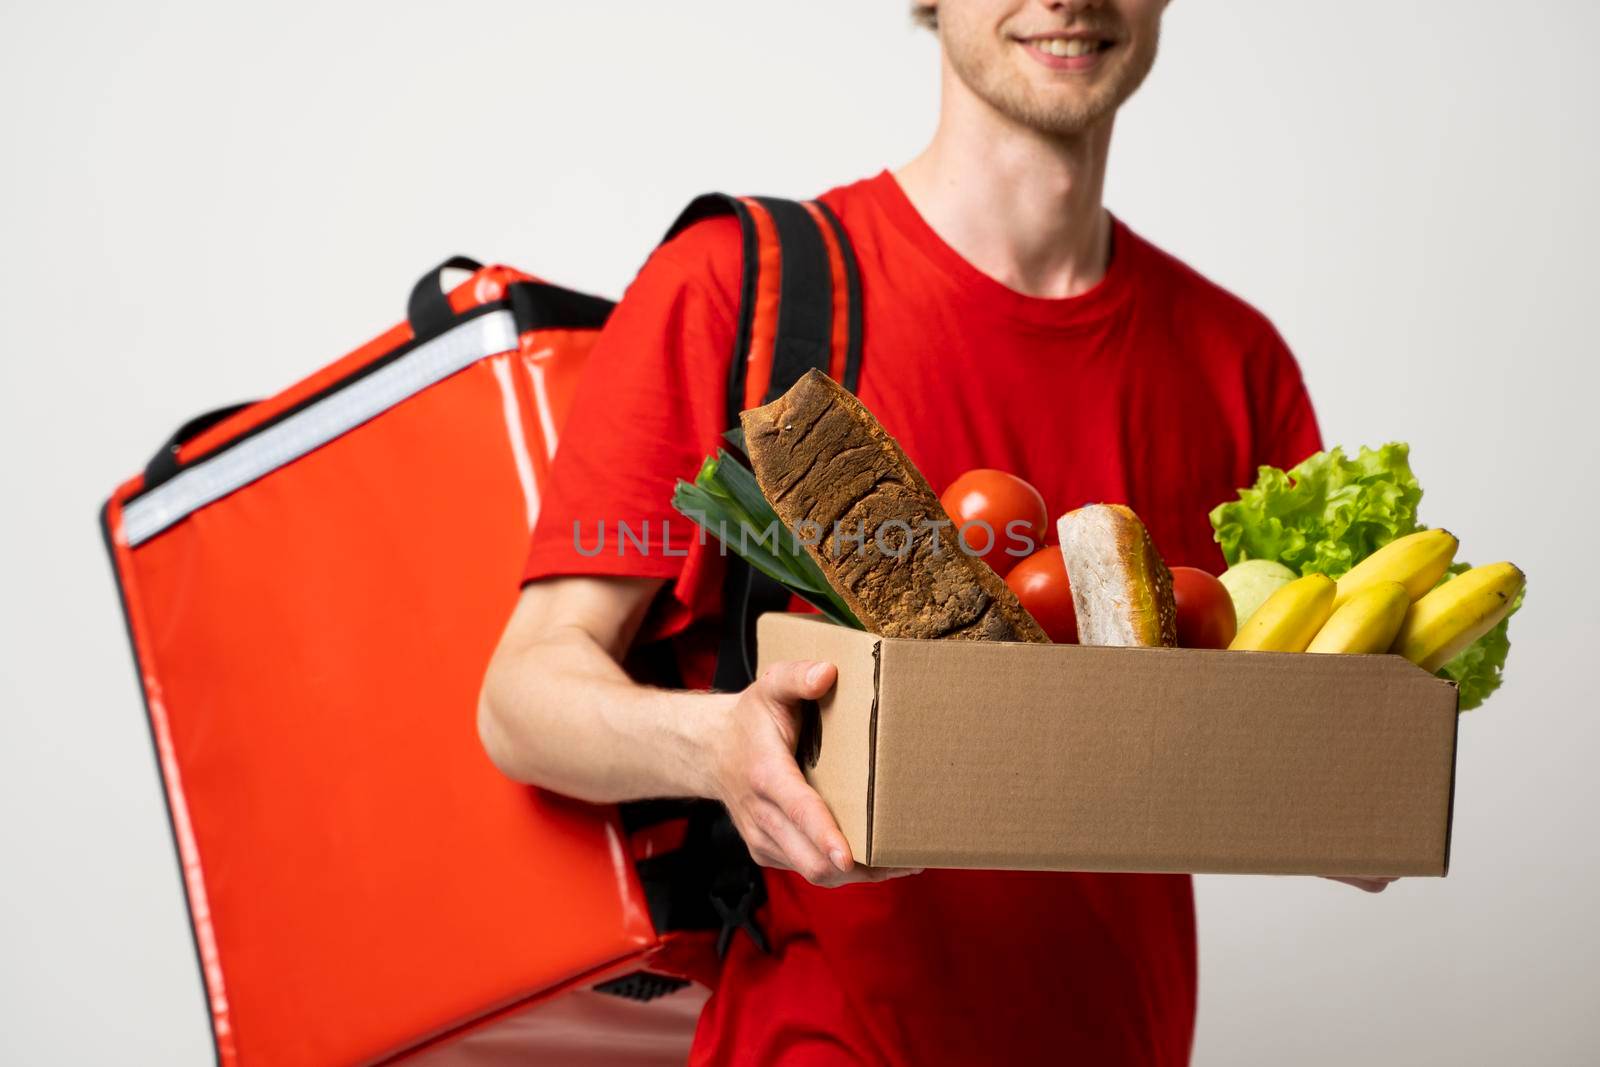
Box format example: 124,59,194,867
1210,442,1423,578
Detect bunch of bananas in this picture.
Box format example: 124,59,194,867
1228,529,1525,671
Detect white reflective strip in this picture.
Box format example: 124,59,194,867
489,354,541,531
122,310,520,547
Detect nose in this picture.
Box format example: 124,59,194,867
1046,0,1106,13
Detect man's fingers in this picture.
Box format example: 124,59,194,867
759,757,853,874
741,825,791,874
755,659,837,713
1326,876,1397,893
751,798,839,885
811,865,923,886
848,865,925,883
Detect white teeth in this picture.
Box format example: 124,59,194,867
1038,38,1097,58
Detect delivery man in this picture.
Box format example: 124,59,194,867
481,1,1389,1063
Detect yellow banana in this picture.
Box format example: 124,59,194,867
1392,562,1525,672
1229,573,1336,653
1306,580,1410,654
1333,528,1458,610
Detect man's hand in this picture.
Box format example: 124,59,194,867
707,659,921,888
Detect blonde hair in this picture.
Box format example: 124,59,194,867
911,4,937,31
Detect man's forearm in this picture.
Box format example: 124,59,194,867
478,625,726,804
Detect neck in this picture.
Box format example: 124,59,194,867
895,69,1114,300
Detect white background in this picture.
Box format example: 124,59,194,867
3,2,1597,1063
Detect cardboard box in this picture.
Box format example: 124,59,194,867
756,612,1460,878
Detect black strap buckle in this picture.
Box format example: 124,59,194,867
711,879,771,958
709,810,770,958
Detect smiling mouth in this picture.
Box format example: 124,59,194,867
1031,37,1113,57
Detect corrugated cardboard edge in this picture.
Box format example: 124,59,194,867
866,640,882,866
1442,685,1462,876
754,613,881,864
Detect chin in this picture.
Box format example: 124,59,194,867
1013,63,1141,133
1006,88,1121,136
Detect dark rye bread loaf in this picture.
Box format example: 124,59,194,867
739,369,1049,643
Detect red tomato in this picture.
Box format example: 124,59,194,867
939,469,1048,578
1005,548,1077,644
1170,566,1237,649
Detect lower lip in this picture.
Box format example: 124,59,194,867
1022,41,1112,72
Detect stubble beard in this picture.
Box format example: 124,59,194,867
944,27,1160,139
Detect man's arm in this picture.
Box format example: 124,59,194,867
477,575,917,887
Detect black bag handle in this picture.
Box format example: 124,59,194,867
137,255,484,497
140,402,255,493
407,255,484,339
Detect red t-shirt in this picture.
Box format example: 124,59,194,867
523,171,1322,1066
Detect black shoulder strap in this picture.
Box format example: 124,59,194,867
664,194,862,433
812,199,866,403
665,194,863,692
755,197,834,416
619,197,865,965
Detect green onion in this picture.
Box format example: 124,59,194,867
672,447,862,629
